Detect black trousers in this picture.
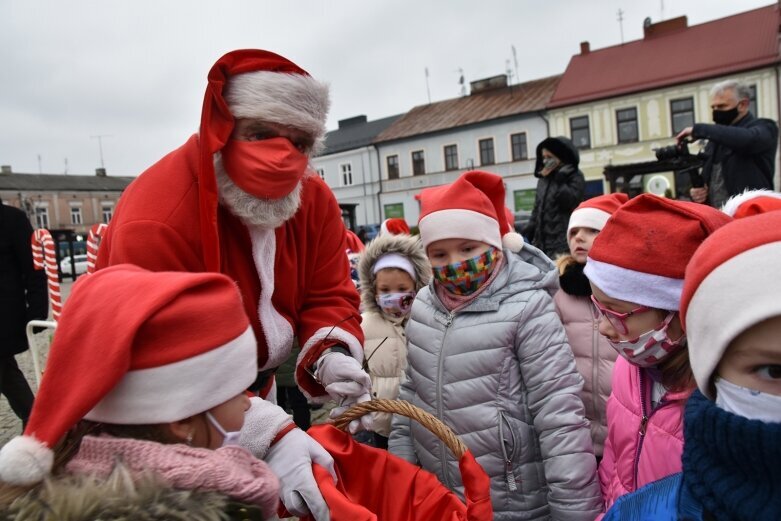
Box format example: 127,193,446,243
0,355,34,428
277,385,311,431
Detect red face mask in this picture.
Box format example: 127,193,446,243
221,137,309,200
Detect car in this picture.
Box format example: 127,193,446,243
513,210,532,234
59,254,88,275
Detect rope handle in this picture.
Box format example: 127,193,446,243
330,399,468,459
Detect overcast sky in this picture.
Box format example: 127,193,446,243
0,0,771,177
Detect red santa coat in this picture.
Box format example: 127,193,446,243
96,135,363,398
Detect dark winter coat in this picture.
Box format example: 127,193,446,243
0,202,48,357
522,137,585,258
694,112,778,201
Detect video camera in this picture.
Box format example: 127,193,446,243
653,141,708,188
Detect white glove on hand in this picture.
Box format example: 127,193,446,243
265,428,336,521
238,397,293,459
315,351,373,433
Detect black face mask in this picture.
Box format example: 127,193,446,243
712,106,739,125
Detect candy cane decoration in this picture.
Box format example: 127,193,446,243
86,223,108,274
31,228,62,320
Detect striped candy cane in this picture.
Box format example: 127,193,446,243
86,223,107,274
31,228,62,320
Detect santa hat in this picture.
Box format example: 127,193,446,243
0,265,257,486
198,49,329,272
417,171,523,252
681,212,781,398
567,193,629,235
344,228,365,253
380,218,411,236
584,194,731,310
721,189,781,219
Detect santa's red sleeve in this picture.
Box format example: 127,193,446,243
295,186,364,397
97,220,203,273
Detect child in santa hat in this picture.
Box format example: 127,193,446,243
0,265,335,520
603,210,781,520
357,231,430,449
553,192,628,460
379,218,411,236
389,170,602,520
721,188,781,218
583,194,731,511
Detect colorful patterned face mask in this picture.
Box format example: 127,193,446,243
432,247,499,296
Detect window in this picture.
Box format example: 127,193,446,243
386,155,399,179
70,206,82,225
748,84,757,116
443,145,458,171
35,207,49,229
479,138,495,166
101,205,113,224
510,132,528,161
412,151,425,176
316,168,325,181
616,107,639,144
670,97,695,135
570,116,591,149
340,163,353,186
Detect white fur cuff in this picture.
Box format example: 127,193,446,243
238,397,294,459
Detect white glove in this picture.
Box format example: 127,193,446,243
315,351,373,433
265,428,336,521
238,397,293,459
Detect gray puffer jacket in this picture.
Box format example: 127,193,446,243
389,244,601,521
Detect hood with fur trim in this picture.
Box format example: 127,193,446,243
2,464,259,521
358,233,431,314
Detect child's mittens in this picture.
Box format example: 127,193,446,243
238,397,294,459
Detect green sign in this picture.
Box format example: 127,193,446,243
514,189,536,211
384,203,404,218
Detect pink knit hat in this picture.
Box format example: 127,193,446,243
584,194,732,310
681,212,781,398
567,192,629,235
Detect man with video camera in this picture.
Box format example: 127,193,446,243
676,79,778,207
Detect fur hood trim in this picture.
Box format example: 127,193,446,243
358,234,431,313
3,464,237,521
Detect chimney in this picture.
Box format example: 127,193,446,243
338,115,368,129
644,16,687,38
0,165,11,175
469,74,508,95
95,167,107,177
580,41,590,55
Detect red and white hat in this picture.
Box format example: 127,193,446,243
0,265,257,485
567,192,629,235
584,194,732,310
681,212,781,398
417,171,523,251
721,189,781,219
197,50,329,272
380,218,411,236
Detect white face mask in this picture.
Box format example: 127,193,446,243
714,377,781,423
205,412,242,446
607,312,685,367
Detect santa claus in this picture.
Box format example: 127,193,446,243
96,49,371,518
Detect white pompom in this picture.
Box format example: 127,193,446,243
0,436,53,485
502,232,525,253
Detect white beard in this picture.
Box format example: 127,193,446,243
215,154,306,229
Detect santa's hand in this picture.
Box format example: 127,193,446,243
238,397,293,459
315,352,373,433
265,428,336,521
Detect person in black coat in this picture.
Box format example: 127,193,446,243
0,199,48,428
522,136,586,259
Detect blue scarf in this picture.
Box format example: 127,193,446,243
682,390,781,521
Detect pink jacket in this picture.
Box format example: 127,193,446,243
554,290,616,457
598,357,690,510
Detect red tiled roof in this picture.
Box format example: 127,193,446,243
374,75,561,143
549,4,781,108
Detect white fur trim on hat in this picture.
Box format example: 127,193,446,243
224,71,330,153
568,207,611,234
721,189,781,217
419,209,501,250
85,326,257,424
686,241,781,399
584,257,683,310
502,232,524,253
0,435,53,485
373,253,416,280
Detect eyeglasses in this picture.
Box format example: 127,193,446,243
590,294,652,335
